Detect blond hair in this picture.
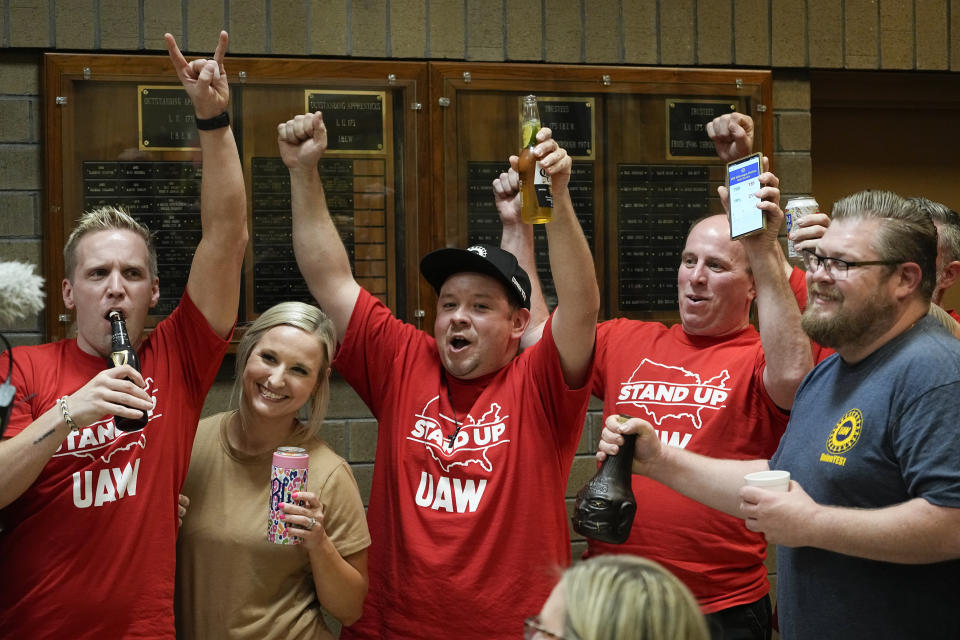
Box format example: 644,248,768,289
63,206,157,281
233,302,336,439
560,555,709,640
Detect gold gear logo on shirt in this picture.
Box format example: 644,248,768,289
826,408,863,454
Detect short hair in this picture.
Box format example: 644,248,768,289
233,302,336,439
63,206,157,281
908,196,960,264
559,555,709,640
831,190,937,299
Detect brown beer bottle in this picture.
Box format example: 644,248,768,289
517,95,553,224
571,415,638,544
108,310,148,432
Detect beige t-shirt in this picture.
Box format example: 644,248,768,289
175,411,371,639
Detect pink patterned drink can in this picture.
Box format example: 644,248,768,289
268,446,309,544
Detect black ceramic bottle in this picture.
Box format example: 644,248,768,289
571,415,638,544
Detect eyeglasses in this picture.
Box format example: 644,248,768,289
524,616,575,640
801,249,901,279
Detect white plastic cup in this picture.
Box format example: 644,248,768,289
744,470,790,492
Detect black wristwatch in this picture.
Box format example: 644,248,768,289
195,111,230,131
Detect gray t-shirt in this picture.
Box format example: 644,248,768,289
771,315,960,639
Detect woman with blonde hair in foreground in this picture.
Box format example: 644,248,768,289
176,302,370,639
525,555,709,640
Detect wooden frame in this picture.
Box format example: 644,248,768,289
42,55,771,342
428,62,772,325
43,53,429,342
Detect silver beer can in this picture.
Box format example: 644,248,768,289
785,196,819,259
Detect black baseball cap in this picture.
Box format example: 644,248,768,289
420,244,532,310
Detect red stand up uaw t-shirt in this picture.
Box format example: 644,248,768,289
586,317,789,614
336,289,593,640
0,293,230,640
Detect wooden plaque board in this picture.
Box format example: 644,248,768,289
42,55,770,341
43,54,428,343
429,63,772,325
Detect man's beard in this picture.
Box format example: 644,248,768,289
802,283,897,350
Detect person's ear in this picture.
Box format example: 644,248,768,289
62,278,76,310
939,260,960,291
149,277,160,308
511,308,531,340
894,262,924,299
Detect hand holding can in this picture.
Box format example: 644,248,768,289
268,446,309,544
785,196,819,259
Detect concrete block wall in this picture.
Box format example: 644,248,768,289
0,53,43,346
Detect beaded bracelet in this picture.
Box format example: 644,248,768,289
57,395,79,432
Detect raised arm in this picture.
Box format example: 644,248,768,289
734,172,814,408
515,128,599,387
707,111,755,163
278,112,361,341
166,32,248,339
791,211,831,256
493,167,548,348
710,112,805,283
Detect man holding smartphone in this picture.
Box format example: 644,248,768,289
581,183,812,640
499,121,818,639
602,190,960,639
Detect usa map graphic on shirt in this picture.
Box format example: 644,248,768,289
615,359,731,430
407,395,511,473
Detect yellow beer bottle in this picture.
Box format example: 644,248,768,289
517,95,553,224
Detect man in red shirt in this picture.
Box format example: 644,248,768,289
0,32,247,639
504,112,822,640
278,112,599,639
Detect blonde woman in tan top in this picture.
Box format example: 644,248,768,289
176,302,370,639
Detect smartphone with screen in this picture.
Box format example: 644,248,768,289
726,152,765,239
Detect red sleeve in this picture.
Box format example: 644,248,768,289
148,290,233,408
333,289,430,416
789,265,808,311
524,314,595,451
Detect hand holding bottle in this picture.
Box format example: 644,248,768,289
60,366,152,432
573,415,639,544
107,311,149,431
597,413,660,474
516,95,572,223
